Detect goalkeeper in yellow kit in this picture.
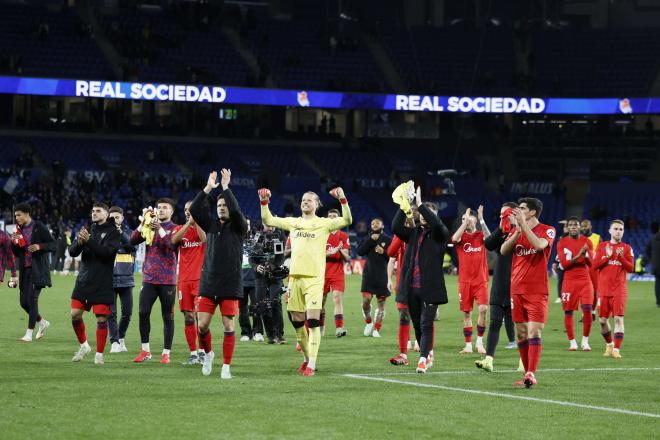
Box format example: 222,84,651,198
259,187,352,376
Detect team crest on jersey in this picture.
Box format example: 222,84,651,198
101,233,107,239
297,91,310,107
547,229,555,239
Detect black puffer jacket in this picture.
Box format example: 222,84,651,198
69,221,121,304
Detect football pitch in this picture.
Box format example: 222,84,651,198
1,274,659,439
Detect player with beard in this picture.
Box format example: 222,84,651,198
358,218,392,338
451,206,490,355
556,217,594,352
69,203,120,365
191,170,247,379
259,187,352,376
172,201,207,365
131,198,180,364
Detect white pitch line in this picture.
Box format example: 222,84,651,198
349,367,660,377
343,374,660,419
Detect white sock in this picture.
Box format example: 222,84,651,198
82,341,90,349
141,343,150,352
190,351,197,356
25,329,34,338
119,338,125,345
162,349,171,355
569,339,577,345
607,342,614,347
582,336,589,344
476,336,483,345
307,358,316,370
39,319,47,328
400,353,407,359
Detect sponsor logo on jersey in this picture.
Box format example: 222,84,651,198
515,245,537,256
181,238,203,249
463,243,483,253
295,231,316,239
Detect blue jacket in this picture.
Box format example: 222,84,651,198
113,227,136,288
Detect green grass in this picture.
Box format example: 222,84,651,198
1,274,659,439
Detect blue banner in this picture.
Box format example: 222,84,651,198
1,75,659,114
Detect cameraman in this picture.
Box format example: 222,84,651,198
239,220,265,342
250,224,287,344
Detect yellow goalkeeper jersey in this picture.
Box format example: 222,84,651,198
261,203,352,278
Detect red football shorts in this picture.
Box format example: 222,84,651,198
324,275,345,294
197,296,239,316
458,282,489,313
71,299,111,316
589,267,599,292
599,295,626,318
511,294,548,323
560,278,594,311
178,279,200,312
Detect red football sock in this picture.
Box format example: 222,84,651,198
398,323,410,354
184,319,197,351
582,312,592,337
334,314,344,329
463,327,473,344
365,316,372,324
199,330,212,352
602,331,613,344
564,311,575,340
72,318,86,344
614,332,624,349
477,325,485,337
375,321,382,331
527,338,542,373
96,321,108,353
518,339,529,372
223,331,235,365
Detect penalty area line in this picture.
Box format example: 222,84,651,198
348,367,660,377
342,374,660,419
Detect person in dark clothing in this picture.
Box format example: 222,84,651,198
238,220,263,341
130,198,180,364
190,169,247,379
552,220,569,302
645,222,660,306
392,185,450,374
251,225,287,344
107,206,136,354
476,202,519,373
12,202,55,342
52,228,68,273
357,218,392,338
69,203,121,365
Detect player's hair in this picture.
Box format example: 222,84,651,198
303,191,323,209
424,201,438,213
14,202,32,215
610,219,625,227
502,202,518,209
108,206,123,215
156,198,176,210
466,209,477,219
517,197,543,218
184,200,193,207
581,218,592,225
566,216,580,224
327,208,340,216
93,202,110,212
372,217,384,223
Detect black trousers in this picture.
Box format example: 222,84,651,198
138,283,175,350
556,269,564,298
486,304,515,357
239,286,264,337
108,286,133,343
408,293,438,359
19,268,42,329
256,279,284,340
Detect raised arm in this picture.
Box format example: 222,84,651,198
392,209,411,243
258,188,294,231
451,208,470,243
325,187,353,231
477,205,491,237
189,173,220,232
